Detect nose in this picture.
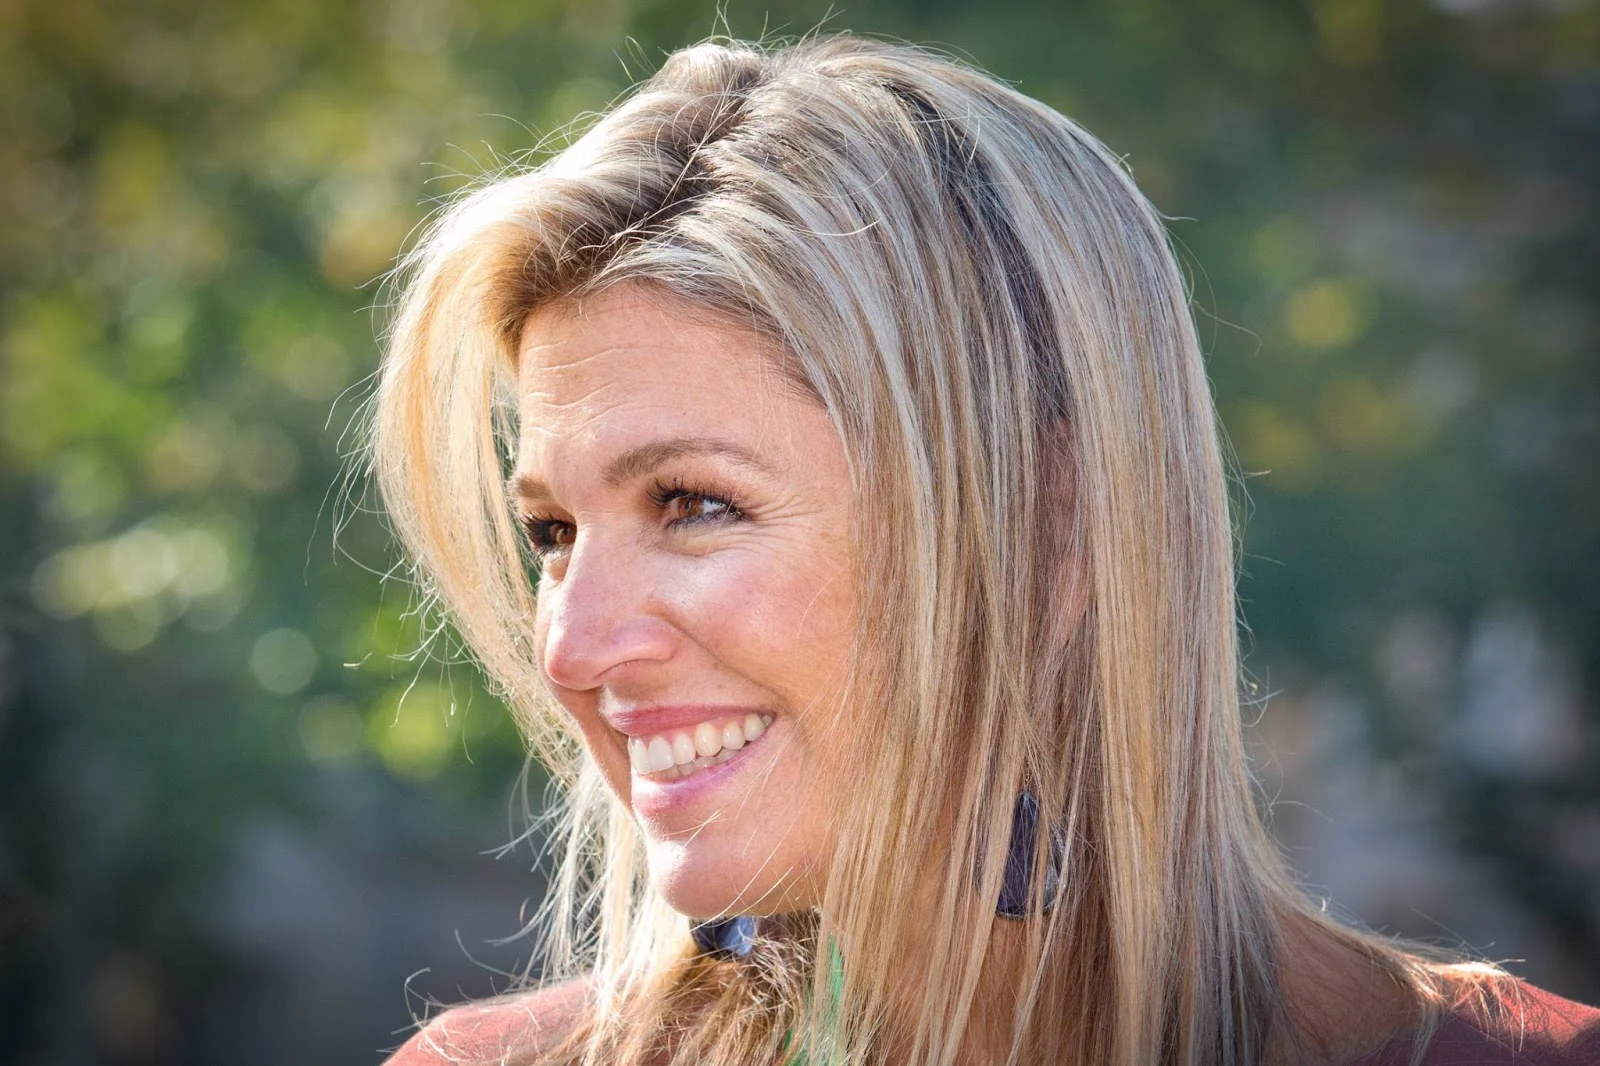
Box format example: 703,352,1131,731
537,536,677,692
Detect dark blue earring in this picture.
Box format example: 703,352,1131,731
692,914,757,958
992,790,1066,919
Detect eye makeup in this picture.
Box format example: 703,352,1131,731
515,475,749,559
645,476,746,527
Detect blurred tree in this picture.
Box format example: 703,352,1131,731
0,0,1594,1061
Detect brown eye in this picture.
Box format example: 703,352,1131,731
667,495,732,523
519,514,576,556
646,480,745,529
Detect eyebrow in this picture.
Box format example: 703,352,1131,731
506,436,777,502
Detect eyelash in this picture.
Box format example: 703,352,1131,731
517,478,746,557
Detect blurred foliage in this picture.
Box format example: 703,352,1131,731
0,0,1596,1062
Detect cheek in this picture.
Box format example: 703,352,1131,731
671,548,854,711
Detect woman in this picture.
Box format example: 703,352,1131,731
372,34,1598,1066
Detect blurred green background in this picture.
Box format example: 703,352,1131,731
1,0,1596,1062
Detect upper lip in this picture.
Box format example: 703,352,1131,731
603,704,771,738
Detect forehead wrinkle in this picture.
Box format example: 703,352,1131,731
511,294,820,507
521,376,634,419
518,339,637,400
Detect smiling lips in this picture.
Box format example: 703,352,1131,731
628,713,773,781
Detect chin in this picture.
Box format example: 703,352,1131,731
644,835,804,918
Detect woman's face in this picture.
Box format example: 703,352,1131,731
512,284,857,918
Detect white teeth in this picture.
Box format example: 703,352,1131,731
671,733,697,766
628,714,774,779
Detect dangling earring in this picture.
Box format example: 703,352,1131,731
993,789,1066,919
692,914,757,958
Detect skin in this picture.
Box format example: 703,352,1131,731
510,282,857,918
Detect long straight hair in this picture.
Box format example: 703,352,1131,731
371,33,1483,1066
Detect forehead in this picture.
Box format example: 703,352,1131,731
518,286,790,400
513,285,824,467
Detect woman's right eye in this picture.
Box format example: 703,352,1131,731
518,514,575,556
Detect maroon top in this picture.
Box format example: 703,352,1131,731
385,979,1600,1064
1356,981,1600,1065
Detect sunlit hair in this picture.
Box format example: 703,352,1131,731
370,33,1502,1066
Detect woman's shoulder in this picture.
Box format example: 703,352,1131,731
384,978,592,1065
1356,979,1600,1066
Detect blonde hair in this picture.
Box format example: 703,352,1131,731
371,32,1493,1066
